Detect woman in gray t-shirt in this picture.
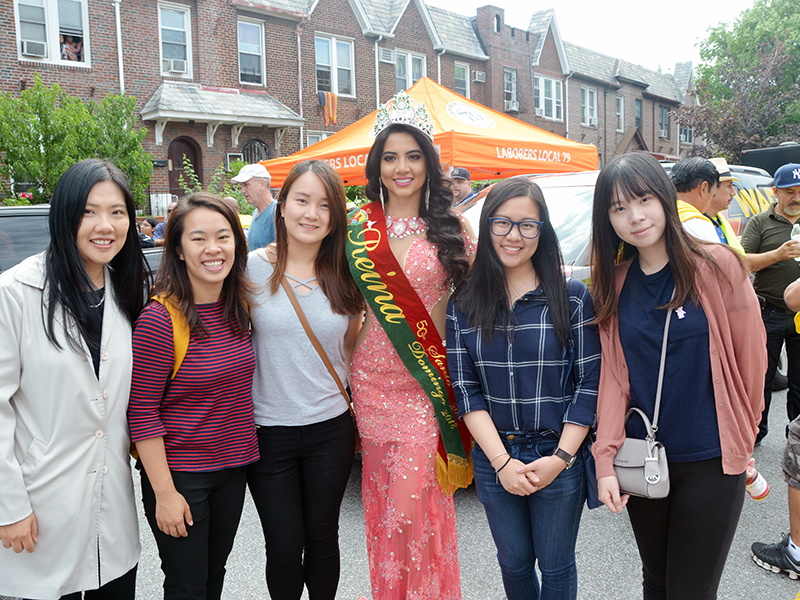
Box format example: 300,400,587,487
246,160,363,600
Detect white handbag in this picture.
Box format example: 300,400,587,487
613,303,672,499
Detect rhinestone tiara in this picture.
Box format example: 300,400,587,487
371,90,434,141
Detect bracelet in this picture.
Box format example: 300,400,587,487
489,451,509,464
494,456,512,474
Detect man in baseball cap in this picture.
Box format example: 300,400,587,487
450,167,475,207
741,162,800,445
704,157,744,253
232,163,275,248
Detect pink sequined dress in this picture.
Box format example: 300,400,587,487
350,235,474,600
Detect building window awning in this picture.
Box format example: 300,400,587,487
141,82,304,147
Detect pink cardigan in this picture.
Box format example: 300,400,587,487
593,245,767,479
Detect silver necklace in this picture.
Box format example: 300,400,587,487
88,289,106,309
508,267,534,303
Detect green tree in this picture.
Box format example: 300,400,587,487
0,74,152,205
178,156,253,215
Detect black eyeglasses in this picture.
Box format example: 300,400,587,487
487,217,543,239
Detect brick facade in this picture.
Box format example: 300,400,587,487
2,0,694,204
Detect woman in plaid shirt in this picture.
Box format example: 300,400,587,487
447,177,600,600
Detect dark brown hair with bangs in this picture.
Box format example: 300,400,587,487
153,192,253,336
590,153,710,325
269,160,364,315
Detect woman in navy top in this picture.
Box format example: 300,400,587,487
447,178,600,600
128,193,259,600
590,153,765,599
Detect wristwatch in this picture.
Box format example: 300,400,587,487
552,447,577,469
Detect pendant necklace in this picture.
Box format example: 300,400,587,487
88,289,106,309
508,267,534,303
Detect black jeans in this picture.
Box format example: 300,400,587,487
140,466,248,600
626,458,745,600
247,410,355,600
758,305,800,441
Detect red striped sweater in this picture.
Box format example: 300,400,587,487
128,299,259,472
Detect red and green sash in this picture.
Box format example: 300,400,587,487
346,201,473,494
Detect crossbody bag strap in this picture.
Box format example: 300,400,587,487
650,297,674,436
279,276,354,415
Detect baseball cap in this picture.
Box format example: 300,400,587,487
774,163,800,189
709,157,739,182
231,163,271,183
451,167,470,181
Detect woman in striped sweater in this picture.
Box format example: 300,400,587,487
128,193,258,600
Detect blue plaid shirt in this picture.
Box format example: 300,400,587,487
446,278,600,434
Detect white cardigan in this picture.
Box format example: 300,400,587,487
0,253,140,599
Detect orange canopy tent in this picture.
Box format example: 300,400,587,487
260,77,598,187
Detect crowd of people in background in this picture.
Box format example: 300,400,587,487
2,86,800,600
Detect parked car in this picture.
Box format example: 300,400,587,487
457,163,788,390
0,204,163,274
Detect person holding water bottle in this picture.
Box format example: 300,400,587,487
741,163,800,445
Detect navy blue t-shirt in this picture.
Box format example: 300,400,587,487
618,258,721,462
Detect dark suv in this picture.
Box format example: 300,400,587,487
0,204,163,274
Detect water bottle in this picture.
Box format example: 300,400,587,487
792,223,800,262
746,468,770,500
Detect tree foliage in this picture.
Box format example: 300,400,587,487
675,0,800,163
0,74,152,205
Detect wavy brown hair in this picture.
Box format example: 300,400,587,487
267,160,363,315
153,192,253,336
365,123,469,289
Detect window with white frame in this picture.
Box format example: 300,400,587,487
679,125,694,144
395,51,425,93
315,35,354,96
659,105,670,138
16,0,89,64
307,131,330,147
238,20,264,85
616,96,624,131
533,75,563,121
503,67,517,111
159,3,192,77
580,86,597,126
454,63,469,98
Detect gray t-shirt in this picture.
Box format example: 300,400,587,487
248,249,351,426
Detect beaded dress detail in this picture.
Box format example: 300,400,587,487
351,233,476,600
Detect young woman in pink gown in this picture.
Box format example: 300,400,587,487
346,91,476,600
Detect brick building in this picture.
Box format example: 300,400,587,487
4,0,695,209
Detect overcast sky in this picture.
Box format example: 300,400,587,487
426,0,757,74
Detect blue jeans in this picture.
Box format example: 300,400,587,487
473,432,586,600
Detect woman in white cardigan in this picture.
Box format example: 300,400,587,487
0,160,150,600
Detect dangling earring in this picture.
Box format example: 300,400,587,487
424,177,430,212
379,182,386,214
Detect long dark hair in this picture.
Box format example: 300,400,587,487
269,160,364,315
44,159,150,350
454,178,570,347
153,192,253,337
365,123,469,289
590,153,730,325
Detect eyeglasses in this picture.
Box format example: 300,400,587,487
487,217,542,239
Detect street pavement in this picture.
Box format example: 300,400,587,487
4,390,800,599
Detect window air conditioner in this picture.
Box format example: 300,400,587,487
534,107,544,117
378,48,395,64
472,71,486,83
680,133,689,143
589,117,598,126
22,40,47,58
169,59,188,74
506,100,520,112
659,129,669,138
